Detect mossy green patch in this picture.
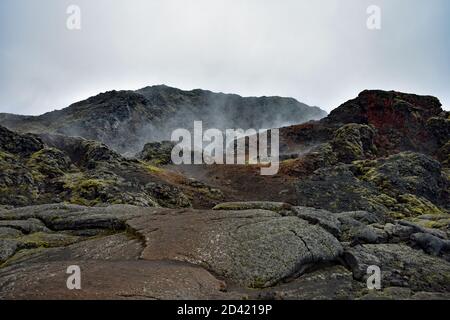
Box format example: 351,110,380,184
27,148,70,179
0,151,16,162
410,214,450,230
369,193,397,207
62,174,116,206
397,194,445,216
0,246,50,268
18,232,80,249
144,164,164,174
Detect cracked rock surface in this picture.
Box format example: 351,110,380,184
127,208,343,288
1,203,449,300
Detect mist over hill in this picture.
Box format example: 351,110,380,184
0,85,326,154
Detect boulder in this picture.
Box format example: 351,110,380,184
0,219,50,234
252,265,360,300
136,141,175,165
291,206,341,237
410,233,450,256
344,244,450,292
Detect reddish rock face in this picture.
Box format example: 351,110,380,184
327,90,443,126
278,90,447,162
324,90,445,155
277,90,449,179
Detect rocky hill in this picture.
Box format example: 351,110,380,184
277,92,450,220
0,85,326,154
0,125,232,209
0,126,179,207
279,90,449,157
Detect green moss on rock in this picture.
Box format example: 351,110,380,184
397,194,445,216
295,152,449,218
27,148,72,179
64,178,114,206
331,124,377,163
18,232,80,249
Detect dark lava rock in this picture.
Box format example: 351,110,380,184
0,240,19,263
437,140,450,167
290,206,342,237
0,204,345,299
280,143,339,176
324,90,444,155
294,164,382,214
127,208,343,288
344,244,450,292
295,152,449,218
0,260,230,300
427,116,450,148
250,265,361,300
410,233,450,257
1,203,450,299
136,141,175,165
280,90,449,173
0,127,191,208
331,124,377,163
0,126,43,157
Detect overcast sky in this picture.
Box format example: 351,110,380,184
0,0,449,115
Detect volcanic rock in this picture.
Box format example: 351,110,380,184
0,126,191,208
344,244,450,292
126,208,343,288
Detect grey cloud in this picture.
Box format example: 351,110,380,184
0,0,449,115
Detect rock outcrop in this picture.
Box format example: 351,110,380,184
324,90,445,155
136,141,175,165
294,152,449,219
344,244,450,292
0,126,190,208
280,90,449,167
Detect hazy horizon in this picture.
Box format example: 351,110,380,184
1,0,449,115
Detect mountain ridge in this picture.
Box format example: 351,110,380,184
0,85,327,154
